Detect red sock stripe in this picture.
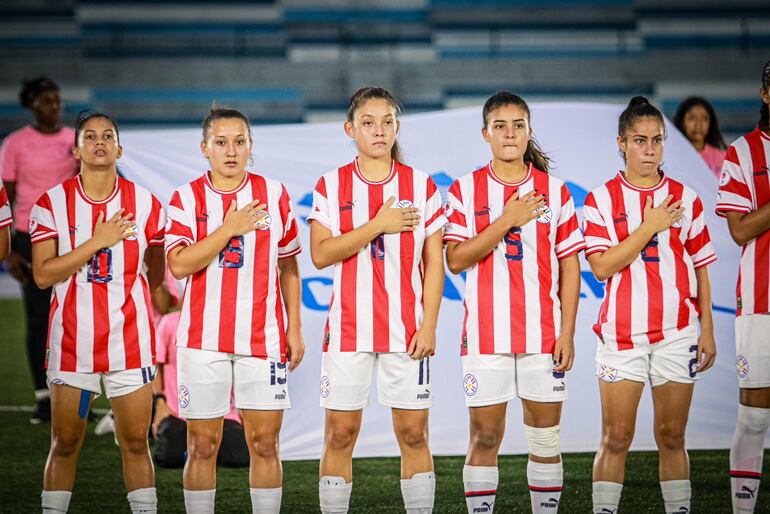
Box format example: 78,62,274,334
528,485,563,492
465,490,497,498
731,470,762,479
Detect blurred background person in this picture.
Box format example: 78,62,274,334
0,76,78,424
674,96,727,179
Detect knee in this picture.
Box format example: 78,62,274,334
470,425,503,453
602,425,634,455
656,423,686,452
326,422,358,451
188,432,220,461
250,433,279,461
396,423,428,450
118,428,150,456
50,431,83,459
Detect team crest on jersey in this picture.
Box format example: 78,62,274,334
320,375,331,398
28,217,38,234
255,210,272,231
178,385,191,408
534,205,552,224
463,373,478,397
719,169,731,186
599,365,618,383
444,201,454,219
396,199,414,208
125,221,139,241
671,214,683,229
736,355,749,379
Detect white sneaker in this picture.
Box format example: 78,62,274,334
94,410,115,436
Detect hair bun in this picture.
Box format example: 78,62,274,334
628,96,649,107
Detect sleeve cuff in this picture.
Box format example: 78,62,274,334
30,231,58,244
692,254,717,269
165,238,191,256
278,246,302,259
585,245,611,257
556,241,587,259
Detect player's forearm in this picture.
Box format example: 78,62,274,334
278,256,302,331
168,225,233,279
587,223,657,281
152,364,165,396
558,253,581,336
311,221,381,269
695,266,714,333
445,216,511,274
33,237,102,288
726,204,770,246
420,233,444,330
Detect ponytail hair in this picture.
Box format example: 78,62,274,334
482,91,550,172
347,86,403,163
202,106,252,142
760,60,770,132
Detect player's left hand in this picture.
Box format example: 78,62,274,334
553,333,575,372
408,327,436,360
696,330,717,373
286,327,305,372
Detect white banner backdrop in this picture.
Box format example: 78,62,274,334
113,103,760,460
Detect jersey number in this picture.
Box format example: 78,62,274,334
219,236,245,269
87,249,113,283
642,235,660,263
688,344,699,378
370,234,385,261
504,227,523,262
270,362,287,385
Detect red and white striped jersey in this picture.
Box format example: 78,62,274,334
444,162,585,355
28,175,166,373
307,158,446,353
165,172,301,361
716,127,770,316
0,179,11,229
583,172,716,350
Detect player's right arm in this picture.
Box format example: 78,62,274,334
724,205,770,246
586,195,682,281
309,196,419,269
167,199,264,279
445,190,545,274
32,209,133,289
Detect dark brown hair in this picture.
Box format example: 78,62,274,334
760,60,770,132
482,91,550,172
617,96,665,161
19,76,59,109
202,107,251,142
74,109,119,146
673,96,726,150
346,86,403,163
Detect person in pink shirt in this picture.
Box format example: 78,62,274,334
151,309,249,469
673,96,727,179
0,76,78,424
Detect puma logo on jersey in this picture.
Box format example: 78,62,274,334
196,212,209,223
339,201,355,212
474,206,492,217
753,166,768,176
612,213,628,224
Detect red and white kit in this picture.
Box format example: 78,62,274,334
716,127,770,387
308,159,446,410
444,162,585,356
308,158,446,354
28,175,166,373
0,179,11,229
165,171,301,362
444,163,584,406
584,172,716,348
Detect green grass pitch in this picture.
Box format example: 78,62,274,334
0,299,766,512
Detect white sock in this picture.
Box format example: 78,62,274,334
183,489,215,514
319,476,352,514
592,481,622,514
527,460,563,513
41,490,71,514
250,487,282,514
127,487,157,514
400,471,435,513
730,405,770,513
660,480,690,514
463,465,498,513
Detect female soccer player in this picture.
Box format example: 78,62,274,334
583,96,717,514
444,91,585,514
165,107,304,514
0,179,11,261
30,110,165,514
673,96,727,179
1,76,78,424
308,86,446,514
717,60,770,514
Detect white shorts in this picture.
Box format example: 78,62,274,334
735,314,770,388
319,351,432,411
595,326,699,387
47,366,156,399
177,347,290,419
461,353,567,407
